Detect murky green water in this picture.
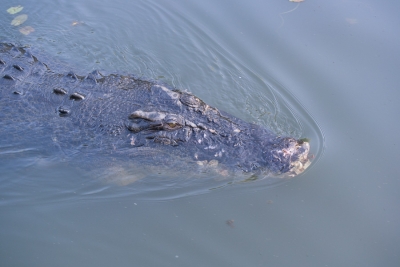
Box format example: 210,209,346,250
0,0,399,266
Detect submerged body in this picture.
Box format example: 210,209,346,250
0,43,310,177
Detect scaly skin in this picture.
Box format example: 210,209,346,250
0,43,310,177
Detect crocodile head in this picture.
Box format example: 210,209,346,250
125,84,311,177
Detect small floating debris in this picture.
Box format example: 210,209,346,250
11,14,28,26
226,219,235,228
71,21,84,26
7,5,24,15
19,26,35,35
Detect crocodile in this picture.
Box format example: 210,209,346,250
0,43,311,177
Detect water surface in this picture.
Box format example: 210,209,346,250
0,0,399,266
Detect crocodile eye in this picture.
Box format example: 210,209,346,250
164,121,182,130
164,114,184,130
167,123,178,128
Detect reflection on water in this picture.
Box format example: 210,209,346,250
0,139,307,205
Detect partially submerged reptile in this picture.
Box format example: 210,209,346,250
0,43,311,177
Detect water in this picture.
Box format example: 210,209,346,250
1,0,399,266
